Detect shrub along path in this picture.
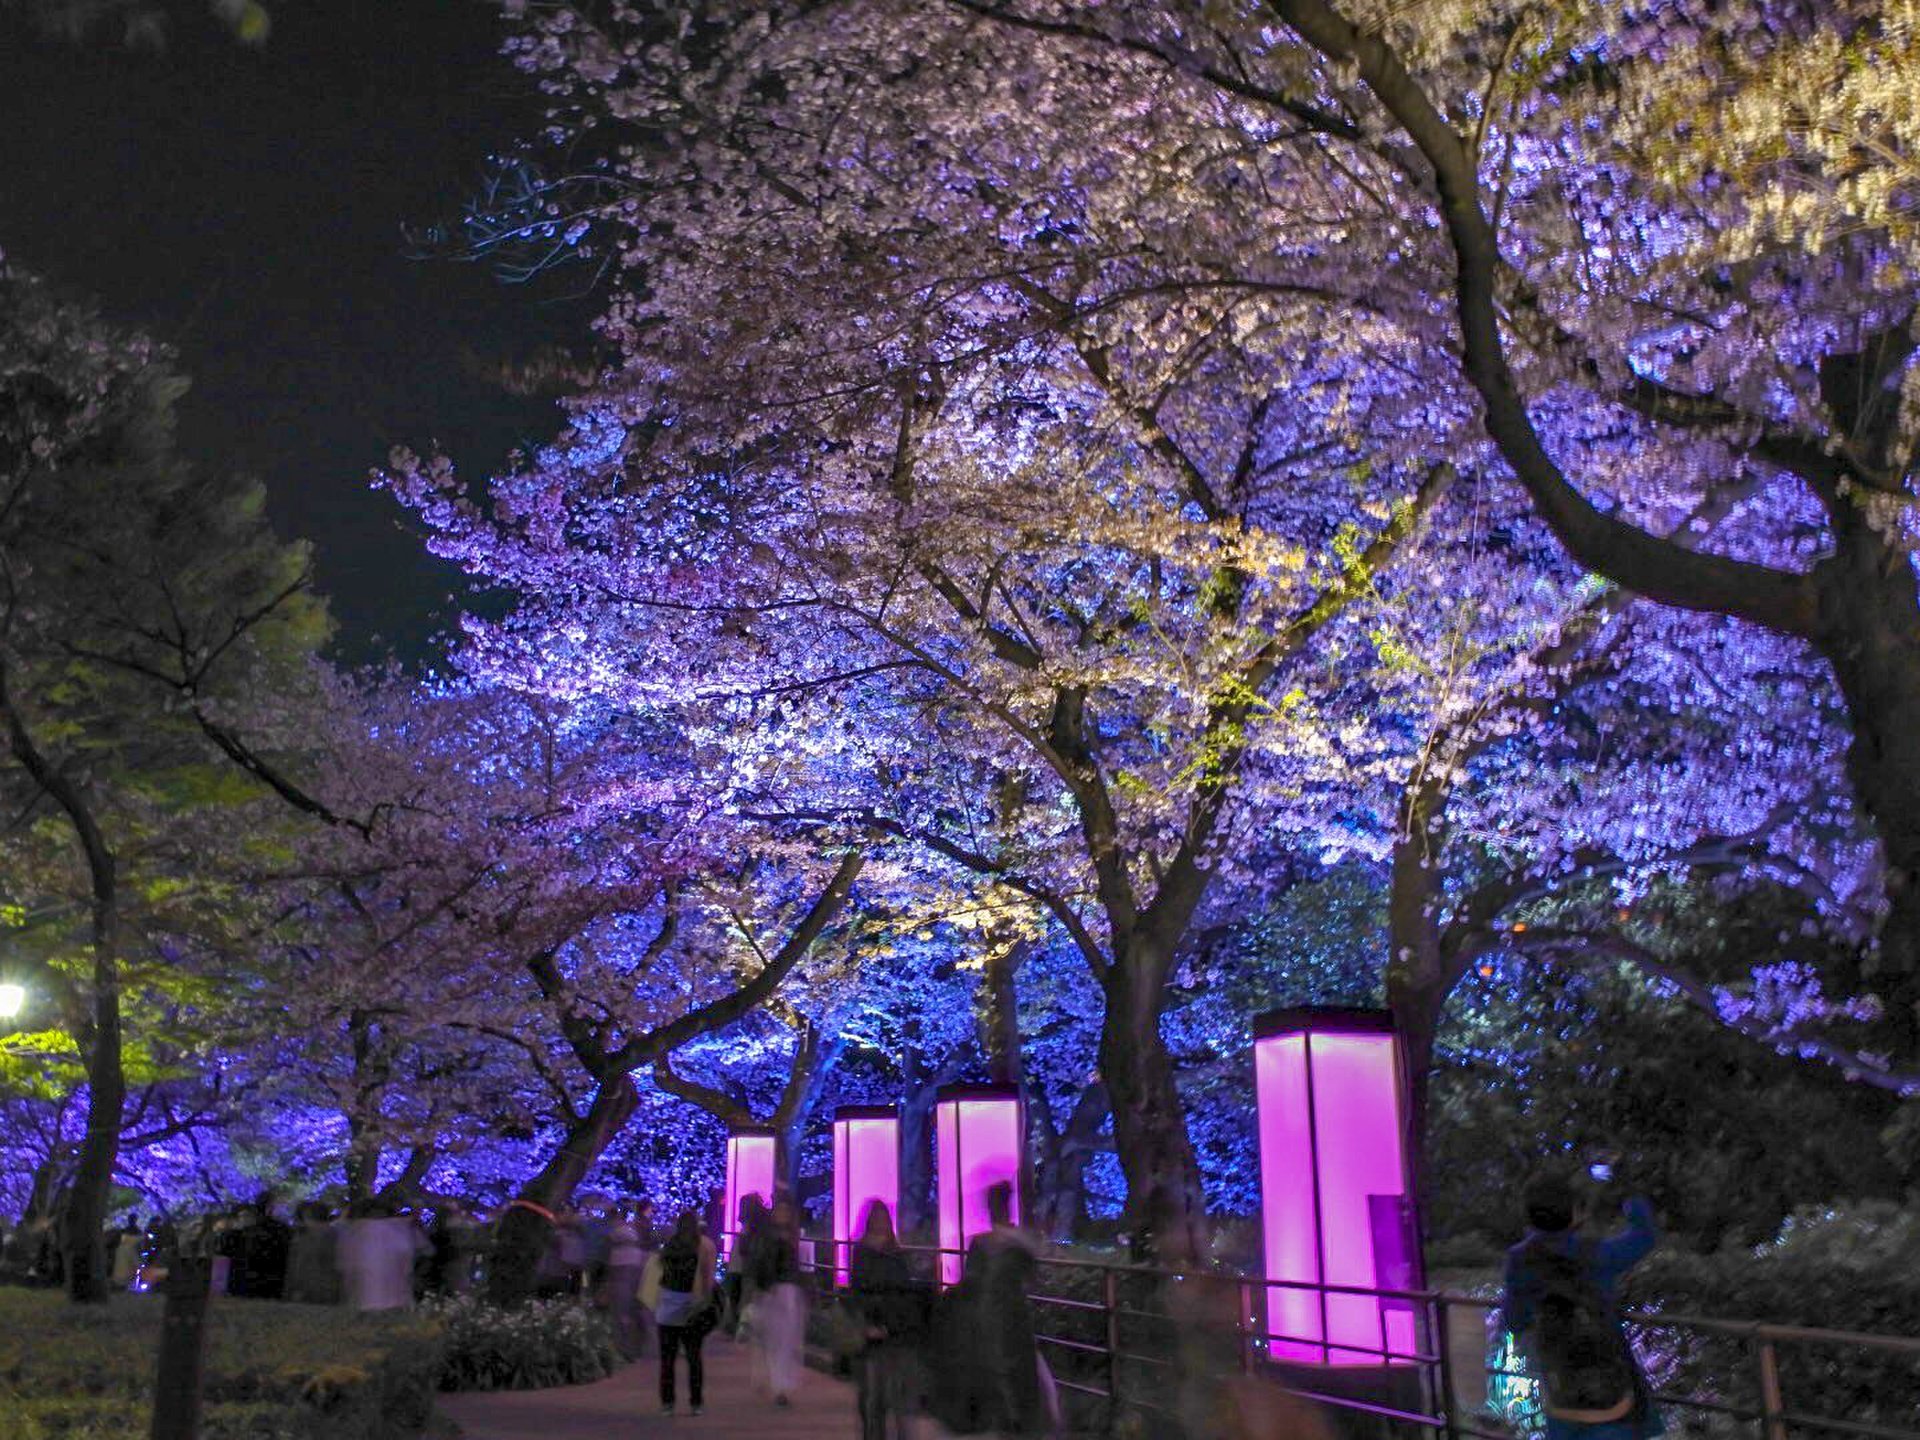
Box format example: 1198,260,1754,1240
437,1336,857,1439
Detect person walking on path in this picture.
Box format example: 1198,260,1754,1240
644,1210,718,1417
750,1194,807,1407
1502,1172,1664,1440
605,1200,654,1360
963,1181,1047,1437
849,1201,926,1440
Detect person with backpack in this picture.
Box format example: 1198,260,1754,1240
643,1210,718,1417
1502,1171,1664,1439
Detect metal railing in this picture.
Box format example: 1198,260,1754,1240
796,1242,1920,1439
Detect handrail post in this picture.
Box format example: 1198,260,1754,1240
1239,1279,1254,1375
1432,1293,1458,1440
1756,1332,1788,1440
1104,1265,1122,1430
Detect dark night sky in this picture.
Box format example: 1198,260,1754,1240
0,0,588,661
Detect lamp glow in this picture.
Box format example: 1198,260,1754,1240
1254,1008,1422,1367
0,983,23,1021
722,1128,778,1263
933,1083,1022,1286
831,1105,900,1285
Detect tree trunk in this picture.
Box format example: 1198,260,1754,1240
1033,1081,1106,1241
1386,778,1449,1184
980,940,1026,1088
2,671,124,1304
775,1037,840,1197
342,1010,385,1207
487,1072,638,1307
1816,525,1920,1066
63,956,125,1303
1098,960,1206,1263
151,1256,213,1440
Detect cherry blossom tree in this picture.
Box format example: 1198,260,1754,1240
481,0,1920,1082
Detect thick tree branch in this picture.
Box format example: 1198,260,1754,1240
1518,927,1920,1096
614,848,865,1069
1265,0,1820,638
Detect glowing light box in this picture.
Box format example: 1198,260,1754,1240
831,1105,900,1285
934,1083,1022,1285
722,1127,779,1263
1254,1008,1422,1366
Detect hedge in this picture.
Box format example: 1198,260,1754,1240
424,1295,619,1392
0,1288,442,1440
1626,1201,1920,1431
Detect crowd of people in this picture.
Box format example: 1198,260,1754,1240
0,1192,497,1308
2,1167,1662,1439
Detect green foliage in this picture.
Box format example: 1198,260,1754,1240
1629,1203,1920,1428
423,1294,620,1392
0,1289,443,1440
1426,889,1904,1251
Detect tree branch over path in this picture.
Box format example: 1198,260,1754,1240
1263,0,1820,638
1517,926,1920,1097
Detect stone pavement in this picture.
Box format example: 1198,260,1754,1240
435,1335,860,1439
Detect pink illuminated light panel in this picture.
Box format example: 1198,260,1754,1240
934,1090,1021,1285
722,1130,778,1263
832,1110,900,1285
1255,1018,1419,1366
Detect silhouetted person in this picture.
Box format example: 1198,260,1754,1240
426,1200,481,1296
229,1194,291,1299
727,1191,770,1335
646,1210,717,1417
850,1201,926,1440
963,1181,1045,1436
1502,1172,1663,1439
284,1202,341,1305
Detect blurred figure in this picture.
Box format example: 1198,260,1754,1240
644,1210,717,1417
338,1197,426,1311
426,1200,480,1296
25,1215,63,1288
578,1191,613,1296
284,1201,341,1305
850,1201,925,1440
726,1191,770,1335
1502,1172,1663,1440
964,1181,1045,1436
534,1204,586,1299
209,1208,239,1294
751,1194,806,1407
605,1200,653,1359
108,1213,144,1291
230,1193,291,1299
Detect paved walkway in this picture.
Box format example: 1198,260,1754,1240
436,1336,860,1439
